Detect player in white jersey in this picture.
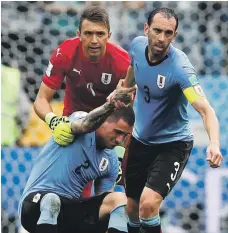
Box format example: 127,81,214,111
18,90,135,233
108,7,223,233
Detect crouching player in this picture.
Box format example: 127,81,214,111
18,90,135,233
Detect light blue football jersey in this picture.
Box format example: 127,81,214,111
131,36,196,144
18,111,119,217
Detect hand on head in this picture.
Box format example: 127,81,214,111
107,80,136,104
110,87,136,109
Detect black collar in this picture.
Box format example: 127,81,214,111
145,46,168,66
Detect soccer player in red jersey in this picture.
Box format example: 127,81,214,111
34,6,130,197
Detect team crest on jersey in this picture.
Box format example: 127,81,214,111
101,73,112,85
99,157,109,171
157,75,166,89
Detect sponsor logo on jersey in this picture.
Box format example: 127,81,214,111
193,84,205,97
189,75,199,85
99,157,109,172
157,74,166,89
101,73,112,85
73,68,81,75
56,48,62,57
46,62,53,77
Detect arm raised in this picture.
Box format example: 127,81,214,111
71,91,132,135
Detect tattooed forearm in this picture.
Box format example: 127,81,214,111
71,102,115,134
71,91,131,135
82,102,116,133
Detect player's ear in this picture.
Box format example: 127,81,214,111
172,31,178,42
144,23,149,36
108,32,112,39
77,30,81,39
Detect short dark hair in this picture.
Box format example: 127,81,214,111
147,8,179,31
107,106,135,127
79,6,110,32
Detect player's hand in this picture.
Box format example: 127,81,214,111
107,79,136,103
107,86,136,104
206,142,223,168
116,79,125,89
111,88,136,109
45,113,74,146
106,79,123,103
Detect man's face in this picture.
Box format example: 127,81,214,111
78,19,111,61
96,118,132,149
144,13,177,57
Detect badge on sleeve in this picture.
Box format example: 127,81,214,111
188,75,199,85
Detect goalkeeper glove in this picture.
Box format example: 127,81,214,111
45,112,74,146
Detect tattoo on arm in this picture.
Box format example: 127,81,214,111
71,102,115,135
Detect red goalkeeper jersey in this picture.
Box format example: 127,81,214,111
43,37,130,116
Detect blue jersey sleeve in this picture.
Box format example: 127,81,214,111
94,152,119,195
130,36,147,67
174,53,199,91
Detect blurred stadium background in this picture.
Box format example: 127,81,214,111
1,1,228,233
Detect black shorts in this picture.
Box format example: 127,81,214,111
20,192,110,233
125,136,193,199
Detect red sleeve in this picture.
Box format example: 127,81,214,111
116,52,131,79
42,46,70,90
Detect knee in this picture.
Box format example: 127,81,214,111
40,193,61,213
111,192,127,208
105,192,127,210
37,193,61,225
139,194,162,217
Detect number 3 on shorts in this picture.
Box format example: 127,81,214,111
171,162,180,181
166,161,180,193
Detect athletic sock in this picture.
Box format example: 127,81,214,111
139,225,161,233
127,217,140,233
139,215,161,233
108,205,128,232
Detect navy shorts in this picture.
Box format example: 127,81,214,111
125,136,193,199
20,191,110,233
